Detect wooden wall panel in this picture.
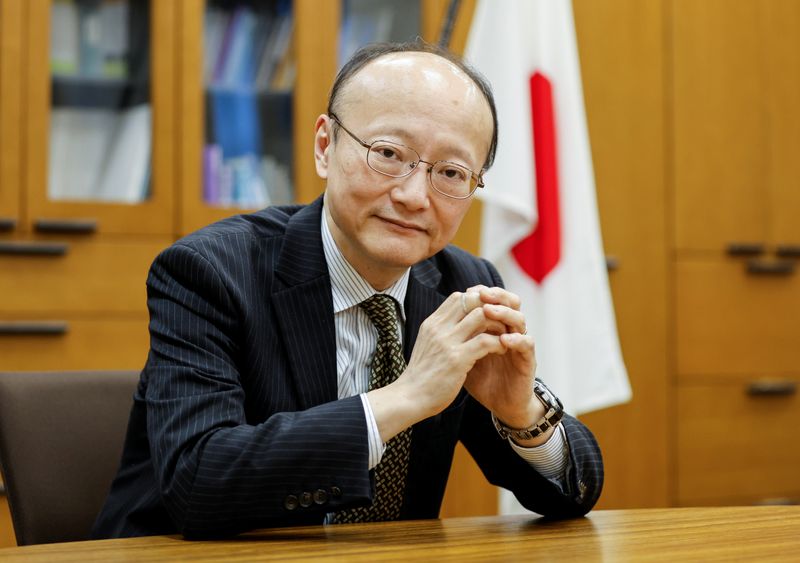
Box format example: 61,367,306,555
672,0,767,253
570,0,669,509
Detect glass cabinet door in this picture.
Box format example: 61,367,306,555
203,0,293,210
180,0,339,235
24,0,175,236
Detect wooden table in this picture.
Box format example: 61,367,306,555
0,506,797,561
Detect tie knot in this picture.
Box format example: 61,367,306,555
359,294,400,337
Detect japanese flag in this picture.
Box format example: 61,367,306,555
466,1,631,418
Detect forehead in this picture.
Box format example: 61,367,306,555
336,52,493,162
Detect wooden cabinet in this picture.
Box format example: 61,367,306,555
677,378,800,506
23,0,175,237
671,0,800,506
673,0,800,254
176,0,340,236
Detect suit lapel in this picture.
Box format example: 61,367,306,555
272,197,338,410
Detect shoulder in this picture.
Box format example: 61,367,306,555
167,204,304,256
150,204,306,280
179,204,303,249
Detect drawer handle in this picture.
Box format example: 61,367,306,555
746,380,797,397
727,242,765,256
0,241,68,256
0,218,16,232
0,321,69,335
605,255,619,272
34,218,97,234
775,245,800,259
746,259,794,276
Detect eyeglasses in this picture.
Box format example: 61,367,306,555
328,113,485,200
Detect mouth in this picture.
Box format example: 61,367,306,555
377,216,427,233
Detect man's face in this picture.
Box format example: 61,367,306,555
315,52,494,289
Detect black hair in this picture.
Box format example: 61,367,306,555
326,40,498,170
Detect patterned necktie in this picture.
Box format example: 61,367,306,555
333,294,412,523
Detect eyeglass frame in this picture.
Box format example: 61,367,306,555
328,113,485,200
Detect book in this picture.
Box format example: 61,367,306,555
94,104,152,203
48,107,116,201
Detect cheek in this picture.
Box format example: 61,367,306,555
432,201,471,245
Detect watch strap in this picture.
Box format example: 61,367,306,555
492,380,564,441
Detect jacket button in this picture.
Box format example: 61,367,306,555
313,489,328,505
330,486,342,498
284,494,299,511
299,492,313,507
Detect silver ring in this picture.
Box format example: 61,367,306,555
461,292,468,315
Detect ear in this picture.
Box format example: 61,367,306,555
314,114,332,179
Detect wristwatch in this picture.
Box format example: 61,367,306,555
492,379,564,441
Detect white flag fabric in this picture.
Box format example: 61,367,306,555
465,0,631,516
466,1,631,420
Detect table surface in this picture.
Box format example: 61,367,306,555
0,506,798,561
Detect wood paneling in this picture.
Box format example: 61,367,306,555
672,0,768,253
0,316,149,371
676,257,800,378
0,239,165,314
293,0,339,204
0,0,22,226
677,378,800,505
573,0,669,509
763,0,800,246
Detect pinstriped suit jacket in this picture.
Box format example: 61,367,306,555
92,197,603,539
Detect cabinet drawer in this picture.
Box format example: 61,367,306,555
677,380,800,506
0,239,167,314
0,316,149,371
676,258,800,377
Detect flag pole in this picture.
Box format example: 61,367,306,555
438,0,462,48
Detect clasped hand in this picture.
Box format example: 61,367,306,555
402,286,540,429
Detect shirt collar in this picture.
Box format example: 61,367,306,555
321,205,409,320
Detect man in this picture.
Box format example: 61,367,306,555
93,41,602,539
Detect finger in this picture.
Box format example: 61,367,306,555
460,291,484,318
482,304,526,334
456,305,507,339
438,292,469,322
500,333,536,364
463,332,507,359
466,284,490,294
473,287,522,311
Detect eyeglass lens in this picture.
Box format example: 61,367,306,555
366,141,476,198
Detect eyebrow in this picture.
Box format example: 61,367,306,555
376,126,479,170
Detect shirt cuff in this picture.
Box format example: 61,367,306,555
359,393,386,470
506,423,569,479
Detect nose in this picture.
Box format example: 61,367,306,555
390,162,431,210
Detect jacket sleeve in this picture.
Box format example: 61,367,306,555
143,242,372,538
459,398,603,518
457,257,604,518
